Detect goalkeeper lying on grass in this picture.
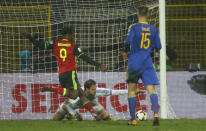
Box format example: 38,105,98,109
42,79,144,121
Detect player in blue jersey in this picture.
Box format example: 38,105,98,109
122,6,161,126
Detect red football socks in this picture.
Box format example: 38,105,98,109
49,85,69,96
84,102,96,114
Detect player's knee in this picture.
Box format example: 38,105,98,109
69,90,78,99
102,115,110,120
69,95,78,99
128,91,136,98
53,113,63,121
146,85,156,95
102,111,110,120
128,83,137,97
53,116,59,121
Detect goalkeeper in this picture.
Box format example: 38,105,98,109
52,79,144,121
20,25,106,120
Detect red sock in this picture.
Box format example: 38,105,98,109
84,102,96,114
50,87,63,94
50,86,69,96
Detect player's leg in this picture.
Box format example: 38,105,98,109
40,84,67,95
128,82,137,120
126,71,141,126
53,100,78,121
40,71,79,99
53,112,65,120
59,71,79,99
53,103,67,121
127,83,138,126
146,85,159,126
146,85,159,116
40,71,71,96
62,99,83,121
142,67,159,126
99,110,110,120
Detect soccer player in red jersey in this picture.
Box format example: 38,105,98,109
20,26,106,120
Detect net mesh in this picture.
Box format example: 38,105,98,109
166,1,206,70
165,0,206,119
0,0,162,120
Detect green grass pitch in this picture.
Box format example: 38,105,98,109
0,119,206,131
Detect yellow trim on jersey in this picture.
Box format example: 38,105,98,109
72,71,78,90
44,42,47,49
58,43,71,47
128,22,148,31
128,23,136,30
77,52,84,58
63,88,67,96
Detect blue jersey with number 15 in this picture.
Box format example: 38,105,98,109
125,22,161,72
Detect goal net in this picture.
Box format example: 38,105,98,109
165,0,206,119
0,0,168,120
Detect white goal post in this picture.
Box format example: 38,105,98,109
159,0,167,119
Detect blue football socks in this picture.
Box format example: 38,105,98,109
150,94,158,114
128,97,136,120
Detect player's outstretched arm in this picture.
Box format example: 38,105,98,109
96,87,145,96
121,51,128,63
74,45,107,72
20,29,53,50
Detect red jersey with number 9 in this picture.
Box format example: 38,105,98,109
53,39,77,74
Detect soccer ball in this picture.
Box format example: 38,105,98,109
136,110,148,121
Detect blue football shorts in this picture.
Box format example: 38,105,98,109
127,66,159,86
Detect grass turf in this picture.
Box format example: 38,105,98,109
0,119,206,131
